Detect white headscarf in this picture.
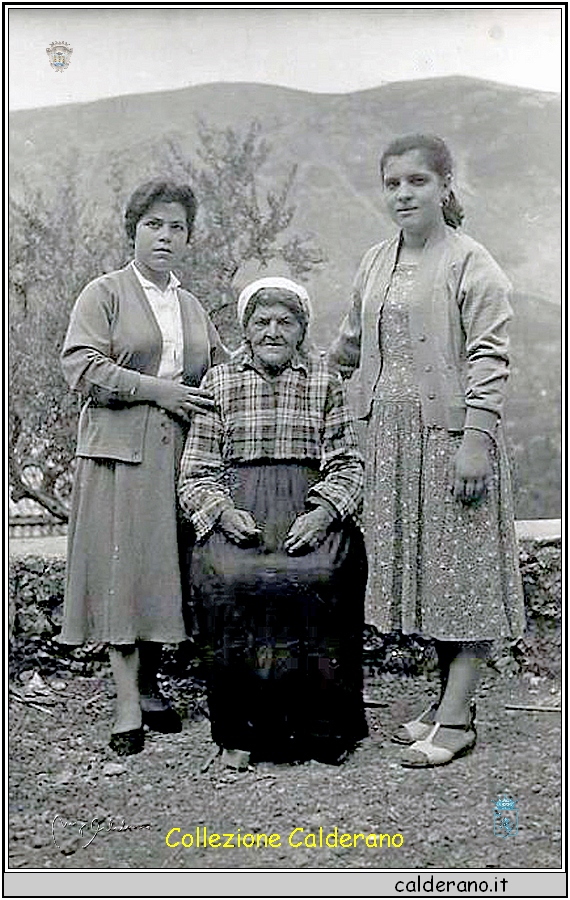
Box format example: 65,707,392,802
237,277,312,328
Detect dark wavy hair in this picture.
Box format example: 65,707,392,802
124,180,197,244
379,134,464,229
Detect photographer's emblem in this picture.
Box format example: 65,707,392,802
46,41,73,72
493,794,518,838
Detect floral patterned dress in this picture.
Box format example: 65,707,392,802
363,263,525,641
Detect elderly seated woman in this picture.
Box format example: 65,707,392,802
178,277,368,768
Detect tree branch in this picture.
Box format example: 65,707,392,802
8,418,69,521
9,474,69,522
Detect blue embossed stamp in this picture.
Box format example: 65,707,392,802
46,41,73,72
493,793,519,838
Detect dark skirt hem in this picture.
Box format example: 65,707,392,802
191,462,367,756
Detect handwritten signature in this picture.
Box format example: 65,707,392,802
52,814,151,851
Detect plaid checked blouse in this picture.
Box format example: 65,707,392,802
178,344,364,541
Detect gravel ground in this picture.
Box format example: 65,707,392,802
8,667,561,871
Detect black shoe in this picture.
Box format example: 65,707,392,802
141,707,182,734
310,739,351,766
109,727,145,756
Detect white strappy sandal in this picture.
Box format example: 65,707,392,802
391,702,438,745
400,721,477,768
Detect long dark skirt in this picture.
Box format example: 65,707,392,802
191,462,368,760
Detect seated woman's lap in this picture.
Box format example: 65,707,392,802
192,528,347,590
190,527,366,751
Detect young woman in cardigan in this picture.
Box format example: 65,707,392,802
329,134,525,766
60,180,226,755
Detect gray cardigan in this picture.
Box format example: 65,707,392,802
328,228,513,434
61,263,226,463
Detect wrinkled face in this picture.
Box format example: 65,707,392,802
134,200,189,282
245,300,304,373
382,149,449,239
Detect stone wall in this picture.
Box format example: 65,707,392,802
8,522,561,679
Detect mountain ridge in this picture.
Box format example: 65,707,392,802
9,74,560,118
10,75,561,313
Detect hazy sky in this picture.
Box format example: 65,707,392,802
8,5,563,111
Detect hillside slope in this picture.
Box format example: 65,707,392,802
9,78,561,517
9,76,561,316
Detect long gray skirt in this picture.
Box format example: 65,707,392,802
60,407,190,645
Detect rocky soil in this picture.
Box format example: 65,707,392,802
8,665,561,871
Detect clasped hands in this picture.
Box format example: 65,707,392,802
453,430,494,505
219,505,335,554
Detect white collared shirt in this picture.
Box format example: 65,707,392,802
132,262,184,380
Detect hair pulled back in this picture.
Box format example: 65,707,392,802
380,134,464,229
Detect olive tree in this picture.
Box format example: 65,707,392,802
161,121,324,341
9,122,324,520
